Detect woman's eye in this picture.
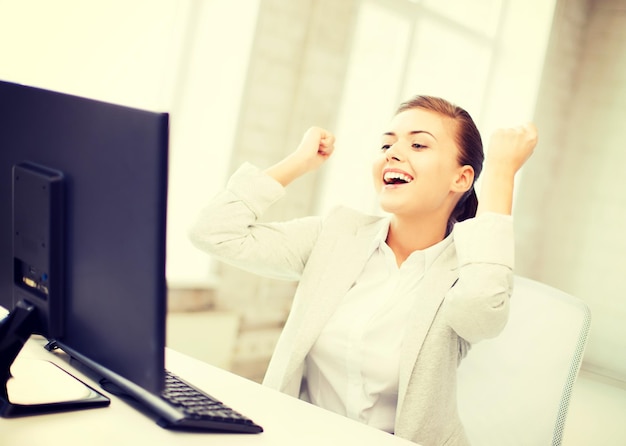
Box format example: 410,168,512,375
412,143,427,150
381,144,391,151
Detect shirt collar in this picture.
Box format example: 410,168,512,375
370,218,453,270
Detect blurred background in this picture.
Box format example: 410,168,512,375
1,0,625,441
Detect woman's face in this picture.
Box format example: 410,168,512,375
372,107,473,219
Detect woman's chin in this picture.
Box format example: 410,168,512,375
377,197,405,215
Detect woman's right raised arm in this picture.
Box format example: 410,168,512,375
188,127,335,280
265,127,335,186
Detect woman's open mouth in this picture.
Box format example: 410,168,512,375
383,170,413,186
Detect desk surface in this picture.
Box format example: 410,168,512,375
1,337,415,446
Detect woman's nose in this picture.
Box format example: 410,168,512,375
386,143,402,162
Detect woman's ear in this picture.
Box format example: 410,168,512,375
451,165,474,193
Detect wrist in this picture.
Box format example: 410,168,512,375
265,154,308,187
481,162,517,183
476,166,515,216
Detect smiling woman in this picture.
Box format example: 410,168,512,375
374,96,486,242
188,94,537,445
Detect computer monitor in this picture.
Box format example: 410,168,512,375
0,80,169,410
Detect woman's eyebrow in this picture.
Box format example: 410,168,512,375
382,130,437,141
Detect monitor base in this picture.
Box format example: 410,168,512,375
0,301,110,417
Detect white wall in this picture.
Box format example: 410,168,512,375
0,0,259,288
516,0,626,380
0,1,185,108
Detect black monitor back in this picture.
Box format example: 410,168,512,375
0,80,169,394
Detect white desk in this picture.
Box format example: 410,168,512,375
1,337,415,446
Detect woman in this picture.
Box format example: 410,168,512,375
189,95,537,445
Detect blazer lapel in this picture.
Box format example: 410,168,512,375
396,244,458,414
281,216,386,383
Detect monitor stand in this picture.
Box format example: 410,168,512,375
0,300,110,417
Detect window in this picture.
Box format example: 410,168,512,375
316,0,555,215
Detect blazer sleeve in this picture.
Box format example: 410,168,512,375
188,162,322,281
443,212,515,343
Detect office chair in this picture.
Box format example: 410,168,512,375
456,275,591,446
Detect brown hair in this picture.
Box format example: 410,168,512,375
395,95,483,233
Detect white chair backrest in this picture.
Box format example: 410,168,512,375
457,275,591,446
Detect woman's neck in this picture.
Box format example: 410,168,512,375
386,214,448,266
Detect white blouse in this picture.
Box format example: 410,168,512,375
304,221,452,433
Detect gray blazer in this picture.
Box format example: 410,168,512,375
190,163,514,446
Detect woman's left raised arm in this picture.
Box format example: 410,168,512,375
476,124,538,216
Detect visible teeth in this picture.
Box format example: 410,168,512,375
383,171,413,183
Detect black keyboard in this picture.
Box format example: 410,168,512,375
156,370,263,433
